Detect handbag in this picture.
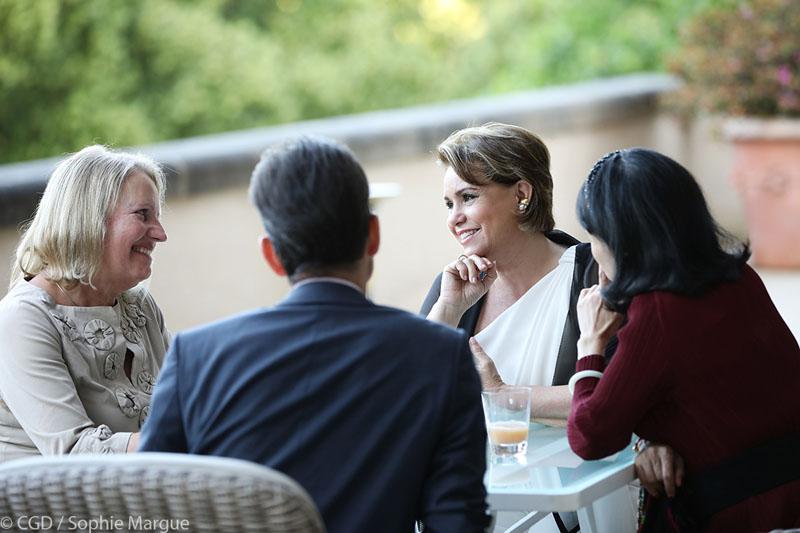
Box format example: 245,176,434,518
637,488,700,533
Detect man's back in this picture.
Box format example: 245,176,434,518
141,281,489,533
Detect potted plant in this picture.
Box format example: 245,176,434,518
669,0,800,267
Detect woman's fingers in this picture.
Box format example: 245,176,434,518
635,444,686,499
463,257,480,282
463,254,492,282
469,337,489,363
439,255,496,312
469,337,504,390
448,256,469,280
658,446,677,498
457,260,470,280
450,255,493,283
579,284,624,339
599,267,610,288
578,285,597,305
578,285,603,314
634,455,662,497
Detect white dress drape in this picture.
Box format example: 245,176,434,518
476,245,636,533
475,245,575,387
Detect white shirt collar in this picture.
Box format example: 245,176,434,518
291,277,364,295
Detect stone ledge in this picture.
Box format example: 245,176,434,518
0,73,679,226
723,117,800,140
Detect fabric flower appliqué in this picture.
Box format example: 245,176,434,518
103,352,120,380
114,387,141,418
136,371,155,394
83,319,116,351
50,312,81,342
120,292,147,344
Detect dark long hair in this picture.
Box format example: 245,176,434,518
577,148,749,311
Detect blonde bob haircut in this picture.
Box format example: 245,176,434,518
11,145,166,289
437,122,555,233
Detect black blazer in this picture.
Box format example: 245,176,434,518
420,230,613,386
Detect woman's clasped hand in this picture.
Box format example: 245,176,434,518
576,271,624,358
437,254,496,316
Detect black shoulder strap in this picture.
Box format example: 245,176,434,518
419,272,443,315
458,298,483,335
552,242,596,385
545,229,581,248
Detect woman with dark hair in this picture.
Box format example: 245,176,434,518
568,148,800,532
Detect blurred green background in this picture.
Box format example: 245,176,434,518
0,0,726,164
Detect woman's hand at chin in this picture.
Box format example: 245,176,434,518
576,271,623,357
441,254,496,308
426,253,496,326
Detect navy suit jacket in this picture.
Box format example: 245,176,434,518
140,281,489,533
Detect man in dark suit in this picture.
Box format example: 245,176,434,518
140,136,490,533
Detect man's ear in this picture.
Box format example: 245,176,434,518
366,214,380,256
260,236,287,276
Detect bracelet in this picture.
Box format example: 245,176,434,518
632,437,649,454
568,370,604,396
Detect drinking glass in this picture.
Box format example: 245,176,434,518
481,387,531,456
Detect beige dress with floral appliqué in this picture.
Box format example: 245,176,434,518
0,281,170,462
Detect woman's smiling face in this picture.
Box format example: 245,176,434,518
443,166,520,258
95,171,167,296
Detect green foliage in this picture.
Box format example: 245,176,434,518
0,0,723,164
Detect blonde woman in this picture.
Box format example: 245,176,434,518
0,145,169,461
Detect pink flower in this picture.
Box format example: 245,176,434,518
777,65,792,86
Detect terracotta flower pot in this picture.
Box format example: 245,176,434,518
725,118,800,268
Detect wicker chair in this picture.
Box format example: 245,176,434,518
0,452,325,532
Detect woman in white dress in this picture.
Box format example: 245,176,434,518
0,145,169,461
421,122,607,419
420,123,627,532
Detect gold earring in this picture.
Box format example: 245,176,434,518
517,198,530,212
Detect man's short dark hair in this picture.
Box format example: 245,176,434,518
249,136,371,278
